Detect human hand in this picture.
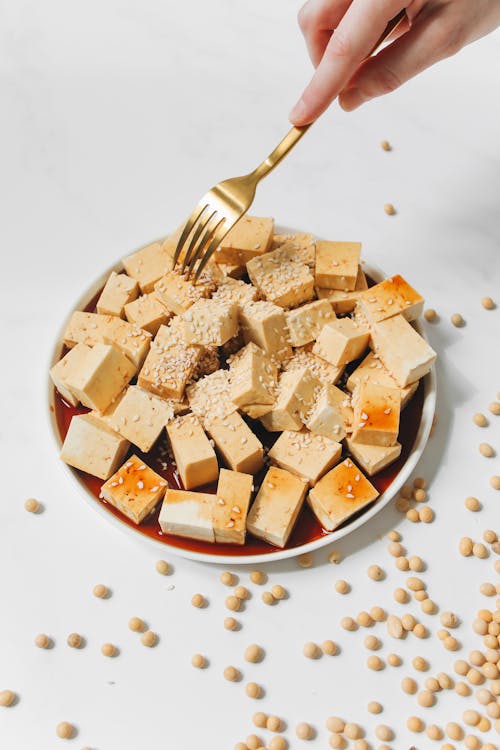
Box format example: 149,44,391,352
290,0,500,125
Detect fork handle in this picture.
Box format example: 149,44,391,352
251,9,407,182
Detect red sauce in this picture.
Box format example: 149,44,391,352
53,281,425,557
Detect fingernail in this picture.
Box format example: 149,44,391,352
289,98,308,124
339,87,368,112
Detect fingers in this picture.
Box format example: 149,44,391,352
338,4,458,111
290,0,406,124
298,0,353,67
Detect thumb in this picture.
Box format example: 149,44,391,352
339,6,461,111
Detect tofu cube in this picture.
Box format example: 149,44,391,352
111,386,175,452
357,274,424,324
228,342,277,409
282,348,344,387
182,299,238,346
246,466,308,548
286,299,335,347
308,458,379,531
268,429,342,486
213,468,253,545
154,270,214,316
352,382,401,446
207,412,264,474
346,438,402,476
239,300,292,361
272,233,316,268
241,404,274,420
305,384,350,441
316,266,368,314
63,311,152,369
313,318,369,366
61,343,137,412
100,454,167,524
246,246,315,309
159,489,215,542
50,344,92,407
369,314,436,387
315,241,361,290
96,271,139,318
166,414,218,490
124,292,170,335
60,413,130,480
346,351,418,408
122,241,172,294
214,215,274,265
192,346,220,380
260,367,322,432
187,370,236,424
138,322,202,400
211,277,259,312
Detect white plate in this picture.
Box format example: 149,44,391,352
47,230,436,565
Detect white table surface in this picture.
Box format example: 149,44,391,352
1,2,499,749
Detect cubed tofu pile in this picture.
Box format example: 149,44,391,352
51,216,436,549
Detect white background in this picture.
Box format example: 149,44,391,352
1,2,499,749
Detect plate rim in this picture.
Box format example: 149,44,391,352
47,229,437,565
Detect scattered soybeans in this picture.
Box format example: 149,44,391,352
92,583,108,599
479,443,494,458
234,585,249,600
479,582,496,596
424,308,437,322
155,559,170,575
220,571,236,586
381,140,392,151
459,537,474,556
418,689,435,707
328,550,342,564
101,643,117,657
375,724,393,741
140,630,157,647
395,556,410,571
223,665,239,682
24,498,40,513
244,644,263,663
247,734,263,749
489,475,500,489
481,296,496,310
441,611,459,628
387,652,401,666
367,655,384,671
406,508,420,523
0,690,15,707
465,496,481,511
472,542,488,559
334,579,350,594
344,722,362,740
249,570,266,585
341,616,357,631
489,401,500,415
402,677,418,694
357,611,373,627
295,722,313,740
56,722,74,739
473,413,488,427
368,701,383,714
271,584,286,600
364,635,380,650
367,564,384,581
409,555,424,572
261,591,275,605
388,541,404,557
446,722,464,741
224,617,238,631
426,724,443,740
298,553,313,568
451,312,465,327
191,593,206,608
303,641,321,659
267,715,282,732
66,633,82,649
413,487,426,502
326,717,345,733
34,633,50,649
128,617,145,632
191,653,206,669
245,682,261,699
321,639,338,655
370,606,386,622
482,529,497,543
407,716,424,732
413,656,429,672
419,506,434,522
269,737,287,750
252,712,268,728
384,203,396,215
328,734,345,749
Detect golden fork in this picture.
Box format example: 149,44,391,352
173,9,407,282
